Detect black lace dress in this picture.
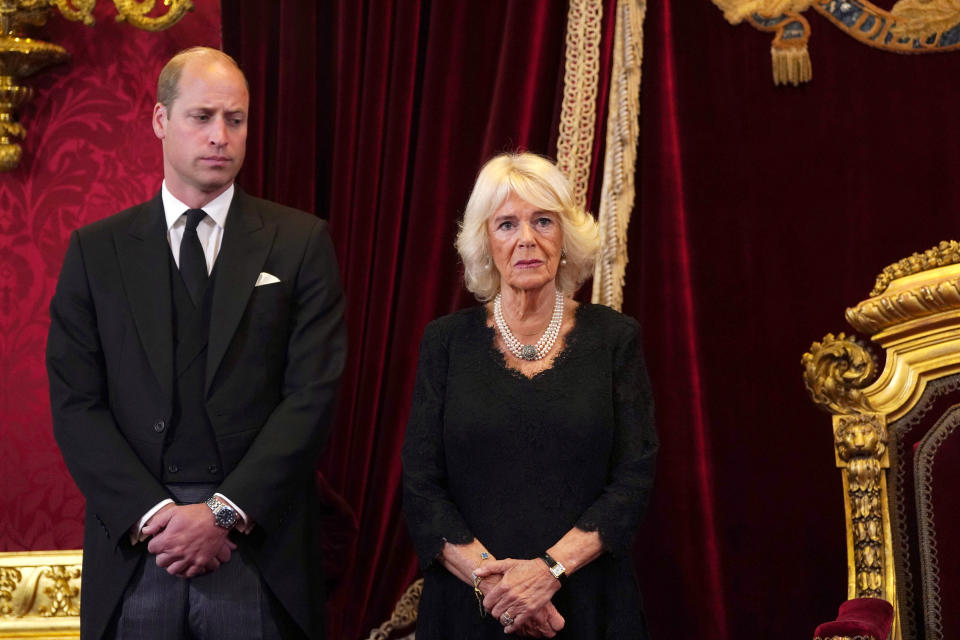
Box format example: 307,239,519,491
402,303,658,639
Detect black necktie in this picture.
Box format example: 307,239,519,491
179,209,208,307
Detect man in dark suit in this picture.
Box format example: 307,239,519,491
46,47,345,639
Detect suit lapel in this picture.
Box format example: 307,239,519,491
206,189,274,392
115,194,174,403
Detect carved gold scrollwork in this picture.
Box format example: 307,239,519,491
52,0,192,31
802,333,878,414
50,0,96,26
835,414,888,599
112,0,192,32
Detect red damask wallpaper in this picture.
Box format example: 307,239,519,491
0,3,221,551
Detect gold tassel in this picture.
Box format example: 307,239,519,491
771,43,812,86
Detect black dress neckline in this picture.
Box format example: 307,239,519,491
480,301,589,381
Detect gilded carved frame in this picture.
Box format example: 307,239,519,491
0,550,81,638
803,246,960,640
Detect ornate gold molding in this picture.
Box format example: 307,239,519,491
847,262,960,337
0,0,193,172
802,333,878,415
834,414,890,599
0,550,82,638
869,240,960,298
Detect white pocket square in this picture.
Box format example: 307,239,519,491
255,272,281,287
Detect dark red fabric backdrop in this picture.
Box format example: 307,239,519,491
7,1,960,639
223,1,617,637
628,1,960,638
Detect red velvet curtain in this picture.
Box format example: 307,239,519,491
625,1,960,638
223,2,616,637
226,0,960,637
12,0,959,635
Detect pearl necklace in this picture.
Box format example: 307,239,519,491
493,290,564,361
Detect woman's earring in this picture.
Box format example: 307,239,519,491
560,250,567,266
483,260,491,270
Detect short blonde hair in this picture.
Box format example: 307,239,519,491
455,152,599,301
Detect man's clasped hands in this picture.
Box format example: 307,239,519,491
139,503,237,578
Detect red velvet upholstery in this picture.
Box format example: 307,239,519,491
813,598,893,640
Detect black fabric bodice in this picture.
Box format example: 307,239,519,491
402,303,658,640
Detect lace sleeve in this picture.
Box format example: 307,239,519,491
401,319,475,569
574,318,658,556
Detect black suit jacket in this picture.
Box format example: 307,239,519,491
47,189,346,639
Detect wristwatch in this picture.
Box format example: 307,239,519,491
205,496,239,530
540,552,567,583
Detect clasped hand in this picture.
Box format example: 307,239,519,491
143,503,237,578
474,558,565,637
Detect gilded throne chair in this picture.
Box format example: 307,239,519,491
802,242,960,640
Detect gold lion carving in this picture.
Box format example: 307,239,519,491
834,415,888,599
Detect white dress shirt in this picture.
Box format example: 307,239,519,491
132,182,250,542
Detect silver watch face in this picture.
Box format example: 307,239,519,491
214,505,238,529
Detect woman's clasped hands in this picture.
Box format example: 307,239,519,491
474,558,566,638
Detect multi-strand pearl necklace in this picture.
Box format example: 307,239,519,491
493,290,564,361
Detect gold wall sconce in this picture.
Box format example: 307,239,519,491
0,0,193,172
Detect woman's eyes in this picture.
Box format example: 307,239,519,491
496,217,553,231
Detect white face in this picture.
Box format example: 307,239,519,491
487,193,563,293
153,57,249,205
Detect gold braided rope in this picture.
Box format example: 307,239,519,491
556,0,602,209
591,0,645,310
364,578,423,640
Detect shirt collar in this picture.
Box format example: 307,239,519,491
161,181,234,231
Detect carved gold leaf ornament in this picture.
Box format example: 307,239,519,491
889,0,960,40
0,0,193,171
869,240,960,297
845,243,960,335
712,0,817,23
0,551,82,637
802,332,878,414
711,0,960,85
38,566,81,617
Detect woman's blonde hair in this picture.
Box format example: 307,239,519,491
455,152,599,301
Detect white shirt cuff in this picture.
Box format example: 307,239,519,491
131,499,174,545
214,493,253,533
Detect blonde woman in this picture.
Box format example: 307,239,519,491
403,152,657,639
